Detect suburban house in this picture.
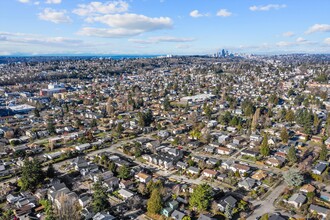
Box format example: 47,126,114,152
251,170,268,181
216,146,232,155
299,184,316,194
135,172,152,183
187,166,200,175
238,178,257,190
287,193,307,208
202,169,218,178
309,204,329,218
312,162,328,175
217,195,237,212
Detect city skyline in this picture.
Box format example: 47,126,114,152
0,0,330,55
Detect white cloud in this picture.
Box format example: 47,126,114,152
45,0,61,4
249,4,286,11
18,0,30,3
129,36,195,44
296,37,306,43
282,31,295,37
176,44,191,49
38,8,72,23
276,41,293,47
305,24,330,34
82,13,172,38
216,9,232,17
276,37,313,47
78,27,144,38
73,1,129,16
189,10,209,18
0,32,85,47
324,38,330,45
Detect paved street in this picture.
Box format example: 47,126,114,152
247,181,287,220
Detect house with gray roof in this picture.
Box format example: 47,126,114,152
309,204,329,218
287,193,306,208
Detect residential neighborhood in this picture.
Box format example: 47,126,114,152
0,54,329,220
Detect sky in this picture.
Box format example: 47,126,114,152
0,0,330,55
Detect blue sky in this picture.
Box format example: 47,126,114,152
0,0,329,55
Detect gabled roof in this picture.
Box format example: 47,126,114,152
288,193,306,204
171,210,185,220
300,184,315,193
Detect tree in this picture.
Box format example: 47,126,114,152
319,144,328,161
260,213,269,220
211,201,219,214
137,110,154,127
218,111,232,125
147,189,163,214
47,119,56,134
118,164,130,179
138,183,148,195
18,159,44,191
284,170,304,186
0,209,14,220
39,199,56,220
287,146,297,163
225,204,233,219
115,123,124,136
163,97,171,111
285,109,295,124
54,193,81,220
182,217,191,220
251,108,260,132
106,98,114,116
46,164,55,178
90,119,98,128
108,161,116,173
203,104,212,120
189,129,202,140
75,118,83,129
92,181,110,213
260,134,270,156
189,184,212,212
34,108,40,117
280,127,289,143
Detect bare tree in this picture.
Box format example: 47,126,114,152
251,108,260,132
54,193,81,220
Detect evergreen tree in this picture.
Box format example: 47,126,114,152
108,161,116,173
90,119,98,128
287,146,297,163
163,97,171,111
118,164,130,179
18,159,44,191
203,104,212,120
280,127,289,143
115,123,124,136
260,134,270,156
189,184,212,212
147,189,163,214
285,109,295,123
46,164,55,178
34,108,40,117
92,181,110,213
319,144,328,161
47,120,56,134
